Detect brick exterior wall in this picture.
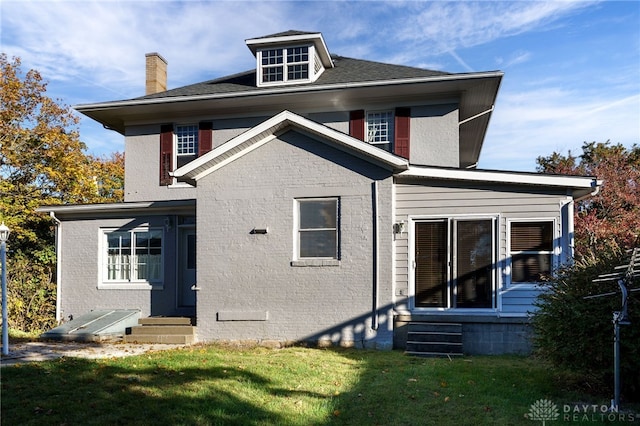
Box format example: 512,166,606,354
195,129,395,349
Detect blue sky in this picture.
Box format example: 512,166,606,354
2,0,638,171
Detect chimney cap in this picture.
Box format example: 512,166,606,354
145,52,168,64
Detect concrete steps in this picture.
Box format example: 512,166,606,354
124,317,196,345
405,322,463,357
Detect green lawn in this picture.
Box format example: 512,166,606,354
1,345,637,425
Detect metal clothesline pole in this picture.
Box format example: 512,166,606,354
584,247,638,412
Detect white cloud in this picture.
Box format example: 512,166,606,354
480,87,640,171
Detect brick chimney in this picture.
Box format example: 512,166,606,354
145,52,167,95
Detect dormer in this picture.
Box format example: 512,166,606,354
246,30,334,88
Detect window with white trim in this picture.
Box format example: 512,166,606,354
258,46,311,85
103,229,163,284
296,198,339,259
175,124,198,168
509,220,555,283
366,110,394,147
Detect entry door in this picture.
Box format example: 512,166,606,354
414,219,495,309
178,228,196,307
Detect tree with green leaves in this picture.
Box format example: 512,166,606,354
0,54,124,332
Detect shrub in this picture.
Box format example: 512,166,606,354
532,250,640,402
6,248,57,333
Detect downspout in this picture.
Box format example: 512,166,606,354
49,212,62,323
567,199,575,261
371,181,379,331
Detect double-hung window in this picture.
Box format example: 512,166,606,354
366,111,394,151
259,46,310,84
175,124,198,169
103,229,163,285
509,221,555,284
296,198,339,259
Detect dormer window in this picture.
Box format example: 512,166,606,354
246,31,334,88
258,46,312,85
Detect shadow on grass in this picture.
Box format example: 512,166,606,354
3,347,637,426
1,355,295,426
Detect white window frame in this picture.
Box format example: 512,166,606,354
507,218,558,287
366,110,394,145
293,197,340,263
257,45,315,86
408,214,499,312
175,124,198,159
99,228,164,290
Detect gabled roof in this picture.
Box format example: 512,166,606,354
245,30,334,70
172,110,409,184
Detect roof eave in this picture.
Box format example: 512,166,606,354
398,166,600,199
74,70,503,136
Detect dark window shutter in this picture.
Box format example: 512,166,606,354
198,121,213,156
159,124,174,186
349,110,365,141
394,107,410,159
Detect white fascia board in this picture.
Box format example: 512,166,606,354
36,200,196,215
173,110,409,182
399,166,599,191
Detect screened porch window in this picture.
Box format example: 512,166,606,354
296,198,339,259
104,229,163,283
510,221,554,283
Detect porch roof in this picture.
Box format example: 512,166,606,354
398,166,601,201
36,199,196,218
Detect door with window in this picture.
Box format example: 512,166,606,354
413,218,495,309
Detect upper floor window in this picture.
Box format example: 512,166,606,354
258,46,311,85
160,122,212,186
175,124,198,168
367,111,394,145
509,220,555,284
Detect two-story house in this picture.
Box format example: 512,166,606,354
40,31,599,354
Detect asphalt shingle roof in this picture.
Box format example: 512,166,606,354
136,55,451,100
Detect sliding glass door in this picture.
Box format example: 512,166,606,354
414,218,495,309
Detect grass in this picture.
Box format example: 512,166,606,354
1,344,638,425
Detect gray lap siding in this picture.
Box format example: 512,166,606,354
393,179,572,316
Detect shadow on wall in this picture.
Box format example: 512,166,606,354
295,302,396,350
